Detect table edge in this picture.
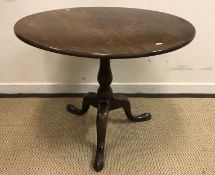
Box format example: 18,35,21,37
14,29,195,59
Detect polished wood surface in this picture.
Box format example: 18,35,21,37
14,7,195,59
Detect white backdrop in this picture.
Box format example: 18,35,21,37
0,0,214,94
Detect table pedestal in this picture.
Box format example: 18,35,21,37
67,59,151,172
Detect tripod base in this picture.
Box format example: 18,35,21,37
67,92,151,171
67,92,151,122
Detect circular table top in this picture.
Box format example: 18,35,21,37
14,7,195,59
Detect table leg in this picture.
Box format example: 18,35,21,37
67,92,96,115
111,94,151,122
94,100,109,172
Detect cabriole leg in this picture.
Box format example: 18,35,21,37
112,94,151,122
67,92,96,115
94,100,109,172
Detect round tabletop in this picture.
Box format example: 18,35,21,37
14,7,195,59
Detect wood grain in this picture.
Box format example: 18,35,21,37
14,7,196,59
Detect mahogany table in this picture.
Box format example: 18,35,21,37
14,7,195,172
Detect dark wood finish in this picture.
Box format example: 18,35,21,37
66,92,96,115
67,59,151,171
14,7,195,59
94,100,109,172
97,59,113,93
14,7,196,172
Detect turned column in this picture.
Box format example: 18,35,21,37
97,59,113,94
